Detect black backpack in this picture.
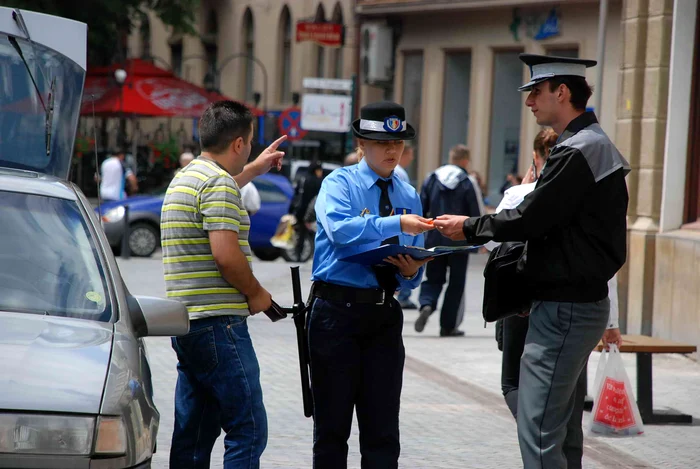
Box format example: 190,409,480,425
482,241,532,322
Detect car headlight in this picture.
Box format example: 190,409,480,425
0,413,94,455
102,206,125,223
94,416,126,455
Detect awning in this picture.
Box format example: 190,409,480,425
80,59,263,118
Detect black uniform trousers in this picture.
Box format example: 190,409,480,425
418,253,469,330
307,295,405,469
500,314,588,469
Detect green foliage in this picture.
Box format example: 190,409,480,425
4,0,198,65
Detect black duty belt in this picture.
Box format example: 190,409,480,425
311,281,389,305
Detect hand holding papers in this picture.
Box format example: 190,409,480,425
433,215,469,241
340,244,480,266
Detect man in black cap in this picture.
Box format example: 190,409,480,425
434,54,628,468
309,101,434,468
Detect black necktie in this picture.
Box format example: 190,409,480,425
373,179,399,300
376,179,399,245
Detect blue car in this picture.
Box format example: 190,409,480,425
98,173,293,259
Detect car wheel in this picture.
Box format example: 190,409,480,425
128,222,159,257
253,247,281,261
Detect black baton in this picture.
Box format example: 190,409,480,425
289,266,314,418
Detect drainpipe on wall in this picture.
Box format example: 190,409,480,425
594,0,609,120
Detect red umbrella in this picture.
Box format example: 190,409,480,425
80,59,263,118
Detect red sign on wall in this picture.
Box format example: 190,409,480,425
296,22,344,47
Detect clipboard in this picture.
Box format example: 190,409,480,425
339,244,481,266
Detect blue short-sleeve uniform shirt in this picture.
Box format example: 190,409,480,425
311,158,425,290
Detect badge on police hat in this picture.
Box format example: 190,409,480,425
383,116,403,133
352,101,416,141
518,54,597,91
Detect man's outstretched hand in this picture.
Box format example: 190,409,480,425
235,135,287,187
250,135,287,175
433,215,469,241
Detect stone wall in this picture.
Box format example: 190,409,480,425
616,0,674,335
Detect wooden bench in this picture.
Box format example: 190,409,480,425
591,334,697,425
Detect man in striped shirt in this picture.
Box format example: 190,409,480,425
163,100,286,469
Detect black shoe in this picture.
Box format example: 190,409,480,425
440,328,465,337
415,305,433,333
399,299,418,310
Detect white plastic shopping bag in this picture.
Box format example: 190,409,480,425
588,344,644,436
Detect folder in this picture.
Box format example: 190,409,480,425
340,244,480,266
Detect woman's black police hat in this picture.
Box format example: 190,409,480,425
518,53,597,91
351,101,416,141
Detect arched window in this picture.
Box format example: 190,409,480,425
202,10,218,90
331,3,343,79
170,38,183,77
243,8,255,101
140,16,151,60
279,6,292,103
314,4,326,78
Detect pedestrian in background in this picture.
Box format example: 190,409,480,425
414,144,481,337
289,161,324,261
97,146,137,202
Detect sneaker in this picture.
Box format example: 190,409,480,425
399,299,418,310
439,328,466,337
414,305,433,333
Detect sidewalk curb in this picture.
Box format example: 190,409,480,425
404,355,655,469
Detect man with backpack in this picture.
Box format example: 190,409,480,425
414,144,481,337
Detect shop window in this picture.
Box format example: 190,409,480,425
402,52,424,184
441,51,472,165
331,3,344,79
243,9,255,102
140,17,151,60
315,4,326,78
279,6,292,103
170,40,183,77
685,8,700,227
202,11,218,91
487,50,524,206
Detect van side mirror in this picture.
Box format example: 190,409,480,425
129,295,189,337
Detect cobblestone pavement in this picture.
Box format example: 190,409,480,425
117,252,700,468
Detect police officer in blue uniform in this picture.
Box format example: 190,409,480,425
308,101,434,469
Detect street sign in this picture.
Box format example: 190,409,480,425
302,77,353,92
296,22,344,47
301,94,352,133
278,107,308,141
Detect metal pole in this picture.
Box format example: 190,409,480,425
594,0,609,119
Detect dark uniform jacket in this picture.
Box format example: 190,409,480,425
422,164,481,248
462,112,630,302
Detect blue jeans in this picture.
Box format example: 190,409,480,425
170,315,267,469
397,289,411,302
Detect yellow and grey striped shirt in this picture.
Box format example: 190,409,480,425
161,157,252,319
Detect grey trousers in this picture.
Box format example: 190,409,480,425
517,299,609,469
